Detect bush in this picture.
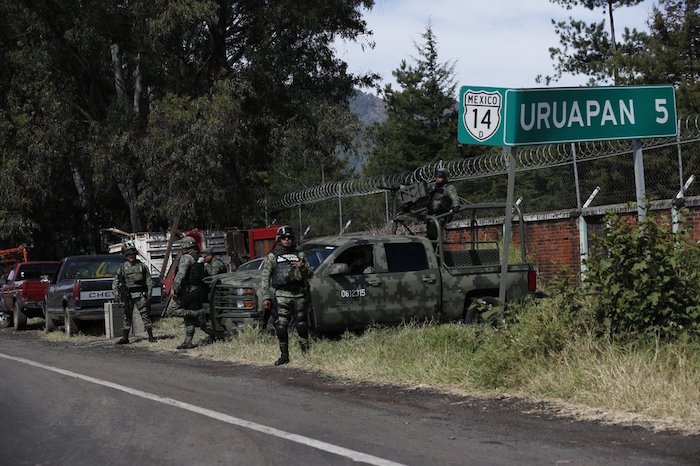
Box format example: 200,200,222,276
584,213,700,342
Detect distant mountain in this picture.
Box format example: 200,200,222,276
349,89,387,125
344,90,386,173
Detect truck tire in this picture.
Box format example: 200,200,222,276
463,296,500,325
463,297,481,324
64,308,79,336
13,302,27,331
44,303,57,333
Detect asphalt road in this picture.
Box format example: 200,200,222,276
0,328,698,466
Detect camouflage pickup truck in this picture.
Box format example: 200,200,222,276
205,203,537,338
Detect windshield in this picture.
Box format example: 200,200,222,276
298,244,336,269
62,257,124,279
17,263,60,280
236,258,264,272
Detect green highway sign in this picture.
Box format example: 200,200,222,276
458,85,677,146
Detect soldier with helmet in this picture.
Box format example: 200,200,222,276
166,235,208,349
426,168,461,241
202,248,227,276
112,245,155,344
261,225,313,366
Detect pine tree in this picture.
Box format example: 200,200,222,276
640,0,700,114
539,0,646,85
365,26,479,177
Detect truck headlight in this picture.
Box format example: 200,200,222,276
235,300,255,309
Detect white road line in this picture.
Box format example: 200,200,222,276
0,352,407,466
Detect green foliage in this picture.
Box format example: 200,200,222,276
0,0,377,254
471,297,586,388
584,213,700,342
540,0,645,85
633,0,700,115
364,26,483,177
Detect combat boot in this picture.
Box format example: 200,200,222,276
146,327,157,343
177,340,197,350
197,310,207,331
177,329,197,350
274,343,290,366
116,329,130,345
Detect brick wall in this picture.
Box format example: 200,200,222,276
447,196,700,286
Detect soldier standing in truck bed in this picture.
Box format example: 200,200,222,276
426,168,461,241
112,245,154,344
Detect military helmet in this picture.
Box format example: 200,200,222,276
276,225,295,240
177,236,197,249
434,168,449,179
124,245,137,256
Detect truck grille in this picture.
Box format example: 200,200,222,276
212,284,256,315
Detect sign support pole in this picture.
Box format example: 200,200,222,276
633,139,647,222
498,146,517,309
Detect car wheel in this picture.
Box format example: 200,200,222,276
64,308,78,336
13,302,27,331
44,303,57,333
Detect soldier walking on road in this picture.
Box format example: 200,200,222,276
261,226,312,366
166,236,207,350
112,245,154,344
203,248,227,276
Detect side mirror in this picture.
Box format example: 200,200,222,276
328,263,349,276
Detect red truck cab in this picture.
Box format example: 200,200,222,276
0,261,61,330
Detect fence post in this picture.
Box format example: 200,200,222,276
498,147,517,308
672,175,695,233
385,190,390,225
298,204,302,237
579,186,600,276
572,143,582,210
338,184,343,234
632,139,647,222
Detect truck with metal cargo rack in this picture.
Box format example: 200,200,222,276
203,186,536,339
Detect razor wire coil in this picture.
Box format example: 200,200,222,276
266,115,700,210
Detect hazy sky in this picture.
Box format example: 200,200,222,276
335,0,655,94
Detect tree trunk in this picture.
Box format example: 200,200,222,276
607,0,619,84
133,53,142,117
71,165,99,252
110,43,125,103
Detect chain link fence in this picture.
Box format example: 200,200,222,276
266,116,700,237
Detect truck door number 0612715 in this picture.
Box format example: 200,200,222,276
340,288,366,298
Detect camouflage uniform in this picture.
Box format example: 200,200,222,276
426,169,461,241
166,237,207,349
261,226,312,366
205,257,227,276
112,251,154,343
